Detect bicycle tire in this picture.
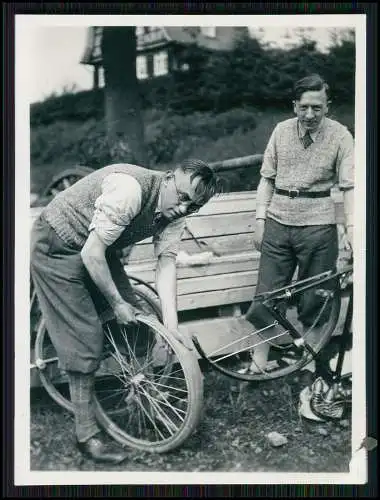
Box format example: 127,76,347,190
193,284,342,382
93,314,204,453
33,285,163,414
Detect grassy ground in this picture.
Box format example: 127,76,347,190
30,366,351,473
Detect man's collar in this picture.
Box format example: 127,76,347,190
298,117,326,141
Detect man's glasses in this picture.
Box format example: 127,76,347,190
172,175,202,215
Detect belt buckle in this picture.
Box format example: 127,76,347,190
289,188,299,198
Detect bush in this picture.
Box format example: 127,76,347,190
31,89,104,127
31,107,259,171
145,108,257,164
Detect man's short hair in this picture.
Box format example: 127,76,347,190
294,74,330,101
177,158,223,205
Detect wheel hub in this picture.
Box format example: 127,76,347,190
131,373,145,385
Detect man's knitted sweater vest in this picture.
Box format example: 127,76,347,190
42,164,165,250
261,117,354,226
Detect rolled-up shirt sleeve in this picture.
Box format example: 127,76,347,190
255,126,278,219
337,128,355,190
260,126,278,180
89,173,142,246
153,217,186,258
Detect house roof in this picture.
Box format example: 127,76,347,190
80,26,248,65
165,26,248,51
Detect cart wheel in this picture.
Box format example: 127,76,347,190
41,166,95,198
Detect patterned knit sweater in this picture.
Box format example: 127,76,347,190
42,164,165,249
257,117,354,226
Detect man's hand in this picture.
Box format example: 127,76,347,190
254,219,266,252
346,225,353,252
339,224,353,253
113,301,138,325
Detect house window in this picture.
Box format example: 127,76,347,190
99,67,105,88
201,27,216,38
136,55,148,79
153,50,168,77
93,27,102,59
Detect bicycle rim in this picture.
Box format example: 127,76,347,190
93,314,203,453
33,286,163,414
34,316,73,413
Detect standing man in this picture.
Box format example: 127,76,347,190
245,74,354,372
31,159,221,463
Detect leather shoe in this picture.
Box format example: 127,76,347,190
76,433,128,464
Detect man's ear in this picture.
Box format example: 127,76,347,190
292,100,297,114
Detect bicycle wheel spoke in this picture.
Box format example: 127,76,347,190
146,389,187,420
105,326,133,380
213,331,290,363
208,322,277,356
133,392,166,440
38,355,59,365
138,385,180,435
119,324,140,367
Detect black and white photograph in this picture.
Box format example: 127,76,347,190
14,13,368,485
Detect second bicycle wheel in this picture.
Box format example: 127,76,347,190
93,314,204,453
33,285,163,414
193,279,342,382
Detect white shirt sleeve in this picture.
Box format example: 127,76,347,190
89,173,142,246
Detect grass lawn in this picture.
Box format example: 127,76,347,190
30,366,352,473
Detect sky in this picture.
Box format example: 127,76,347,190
17,18,358,105
25,26,93,104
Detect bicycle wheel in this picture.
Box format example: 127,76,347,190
93,314,203,453
193,277,342,382
33,285,163,414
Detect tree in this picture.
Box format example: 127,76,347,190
101,27,149,166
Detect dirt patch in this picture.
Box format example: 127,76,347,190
30,367,351,473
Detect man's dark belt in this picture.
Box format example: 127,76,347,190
274,187,331,199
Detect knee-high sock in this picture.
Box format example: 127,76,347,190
67,371,101,443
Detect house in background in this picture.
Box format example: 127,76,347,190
80,26,248,89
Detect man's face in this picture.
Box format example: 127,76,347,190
293,89,329,133
159,170,204,222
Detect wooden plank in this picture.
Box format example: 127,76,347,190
126,251,260,282
183,212,255,238
192,197,257,216
120,211,255,250
127,233,256,262
177,285,255,311
177,270,259,296
206,191,257,202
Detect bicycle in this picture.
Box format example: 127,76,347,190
191,259,353,420
30,274,204,453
